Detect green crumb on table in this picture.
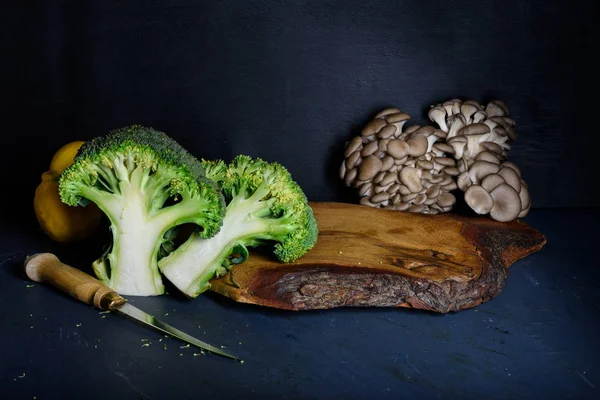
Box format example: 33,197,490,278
76,323,82,327
26,284,35,288
100,316,106,319
18,373,25,378
141,338,149,342
30,326,34,329
193,353,203,357
180,344,190,349
338,250,342,254
141,343,150,348
238,342,242,345
99,311,111,315
94,345,98,349
159,338,163,342
29,314,32,317
179,353,183,357
164,313,169,316
240,360,245,364
163,344,167,351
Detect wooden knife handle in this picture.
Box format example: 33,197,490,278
24,253,126,311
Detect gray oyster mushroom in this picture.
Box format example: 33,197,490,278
341,99,531,222
340,108,457,214
456,160,531,221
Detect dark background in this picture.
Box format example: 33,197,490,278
1,0,599,229
1,2,599,399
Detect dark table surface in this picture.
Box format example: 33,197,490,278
1,208,598,400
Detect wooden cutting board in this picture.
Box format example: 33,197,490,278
210,202,546,313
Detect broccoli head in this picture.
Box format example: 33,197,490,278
58,125,225,296
157,154,318,298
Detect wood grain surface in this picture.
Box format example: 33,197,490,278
209,202,546,313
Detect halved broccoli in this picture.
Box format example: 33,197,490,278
58,125,225,296
157,155,318,298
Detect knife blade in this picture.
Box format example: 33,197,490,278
23,252,242,362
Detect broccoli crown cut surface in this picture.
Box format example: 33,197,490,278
56,124,226,296
158,154,319,298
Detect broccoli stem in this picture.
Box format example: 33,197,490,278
82,165,186,296
159,190,273,297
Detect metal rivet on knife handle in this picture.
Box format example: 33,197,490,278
24,253,126,311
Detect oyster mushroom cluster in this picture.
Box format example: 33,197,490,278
427,98,530,221
340,98,531,222
339,108,459,214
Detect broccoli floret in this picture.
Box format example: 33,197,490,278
58,125,225,296
157,155,318,298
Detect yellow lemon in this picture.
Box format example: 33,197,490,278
34,141,102,243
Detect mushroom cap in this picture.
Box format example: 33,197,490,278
416,159,434,170
433,143,454,154
344,136,364,158
475,151,501,164
406,136,428,157
403,125,421,136
489,183,522,222
381,156,395,171
498,166,521,192
437,192,456,208
518,187,531,218
463,99,484,109
433,129,448,139
464,185,494,214
398,185,412,195
481,141,504,156
426,185,441,199
377,124,397,139
447,135,468,144
362,118,387,137
361,140,379,157
412,126,436,137
457,171,472,191
491,100,509,115
443,166,460,176
386,112,411,123
480,173,506,192
468,160,501,184
501,161,521,177
375,108,402,119
458,123,491,136
434,157,455,167
344,167,358,186
519,181,531,210
358,155,383,181
399,166,423,193
485,101,508,118
386,139,410,159
345,150,361,170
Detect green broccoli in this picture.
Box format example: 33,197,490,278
157,155,318,298
58,125,225,296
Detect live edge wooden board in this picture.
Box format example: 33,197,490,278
210,202,546,313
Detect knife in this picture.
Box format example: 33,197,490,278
23,253,242,362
